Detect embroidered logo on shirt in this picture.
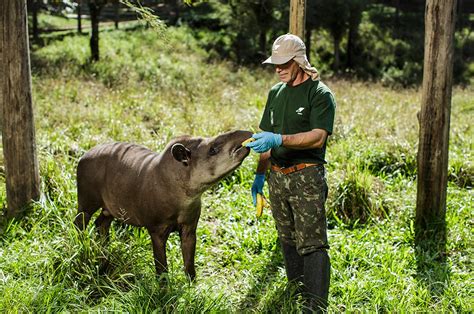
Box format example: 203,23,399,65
296,107,305,115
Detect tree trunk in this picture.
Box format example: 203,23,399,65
114,0,119,30
289,0,306,39
416,0,457,246
394,0,400,37
258,0,266,55
346,4,363,70
166,0,181,25
1,0,41,218
259,30,266,56
305,28,312,62
333,35,340,73
31,0,39,41
88,1,103,62
346,14,355,70
77,0,82,34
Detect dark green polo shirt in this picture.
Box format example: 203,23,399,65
259,79,336,166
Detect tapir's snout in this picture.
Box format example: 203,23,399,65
227,130,253,159
230,130,253,142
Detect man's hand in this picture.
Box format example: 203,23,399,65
245,131,282,153
251,174,265,206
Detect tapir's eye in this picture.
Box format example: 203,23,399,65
209,146,219,156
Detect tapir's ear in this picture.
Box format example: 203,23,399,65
171,143,191,166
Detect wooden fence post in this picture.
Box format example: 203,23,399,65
416,0,457,244
289,0,306,39
1,0,40,218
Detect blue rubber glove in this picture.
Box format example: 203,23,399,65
251,173,265,206
245,131,283,153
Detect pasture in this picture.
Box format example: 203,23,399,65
0,26,472,312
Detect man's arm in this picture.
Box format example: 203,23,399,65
281,128,328,150
245,129,329,153
256,151,271,173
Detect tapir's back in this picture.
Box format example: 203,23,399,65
77,142,164,226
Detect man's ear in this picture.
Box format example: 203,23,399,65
171,143,191,166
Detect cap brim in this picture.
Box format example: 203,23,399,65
262,55,294,65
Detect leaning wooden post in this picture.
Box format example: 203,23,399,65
1,0,41,218
416,0,457,244
289,0,306,39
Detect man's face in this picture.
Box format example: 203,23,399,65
275,60,300,84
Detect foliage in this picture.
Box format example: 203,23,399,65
178,1,472,86
120,0,167,34
1,26,473,312
180,0,288,64
29,1,473,85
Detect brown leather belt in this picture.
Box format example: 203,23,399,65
271,163,320,175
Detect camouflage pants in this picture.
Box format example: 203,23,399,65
268,165,329,255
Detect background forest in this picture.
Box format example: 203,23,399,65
0,0,472,312
28,0,474,86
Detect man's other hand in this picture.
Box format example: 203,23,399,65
251,173,266,206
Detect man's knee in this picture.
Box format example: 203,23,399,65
279,234,297,248
298,245,329,256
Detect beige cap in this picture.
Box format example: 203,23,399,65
263,33,319,80
263,34,305,65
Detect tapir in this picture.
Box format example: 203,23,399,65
74,130,252,279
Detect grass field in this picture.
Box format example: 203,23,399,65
0,26,473,312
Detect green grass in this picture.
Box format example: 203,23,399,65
32,12,79,30
1,25,473,312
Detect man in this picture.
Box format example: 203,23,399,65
245,34,336,312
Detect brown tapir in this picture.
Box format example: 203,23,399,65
74,130,252,280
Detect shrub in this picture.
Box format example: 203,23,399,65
328,166,389,227
448,160,473,188
363,148,417,179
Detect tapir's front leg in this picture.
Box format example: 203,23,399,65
148,226,172,277
180,225,197,280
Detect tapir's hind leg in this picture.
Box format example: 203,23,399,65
74,194,102,230
94,210,114,241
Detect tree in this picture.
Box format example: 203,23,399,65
27,0,40,41
113,0,120,29
312,0,350,73
416,0,457,251
77,0,83,34
1,0,41,218
346,0,367,70
228,0,284,63
88,0,106,61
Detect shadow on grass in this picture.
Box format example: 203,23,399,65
414,221,451,302
237,239,302,312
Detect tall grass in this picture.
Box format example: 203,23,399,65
0,25,473,312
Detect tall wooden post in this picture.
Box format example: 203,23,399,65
416,0,457,243
1,0,40,218
289,0,306,39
